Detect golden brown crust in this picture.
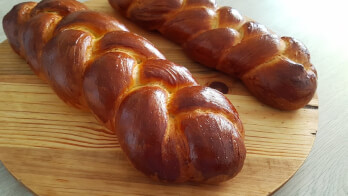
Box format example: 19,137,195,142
3,0,245,183
54,11,128,36
3,2,37,54
96,31,165,60
30,0,88,16
139,59,197,90
21,12,61,79
115,86,171,180
127,0,182,30
181,113,245,180
42,29,93,109
83,52,136,129
160,7,214,45
184,28,239,68
109,0,318,110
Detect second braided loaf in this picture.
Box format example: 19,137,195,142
109,0,318,110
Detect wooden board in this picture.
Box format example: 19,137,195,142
0,1,318,195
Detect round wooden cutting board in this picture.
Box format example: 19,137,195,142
0,1,318,195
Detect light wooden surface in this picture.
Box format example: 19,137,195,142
0,0,345,196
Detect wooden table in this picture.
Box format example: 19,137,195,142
0,0,347,195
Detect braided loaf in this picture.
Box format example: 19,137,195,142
3,0,246,183
109,0,318,110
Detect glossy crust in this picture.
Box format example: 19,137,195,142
109,0,318,110
3,0,245,183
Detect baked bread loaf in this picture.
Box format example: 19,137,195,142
109,0,318,110
3,0,246,183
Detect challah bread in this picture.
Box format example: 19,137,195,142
3,0,246,183
109,0,318,110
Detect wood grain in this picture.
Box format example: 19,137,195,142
0,0,318,195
